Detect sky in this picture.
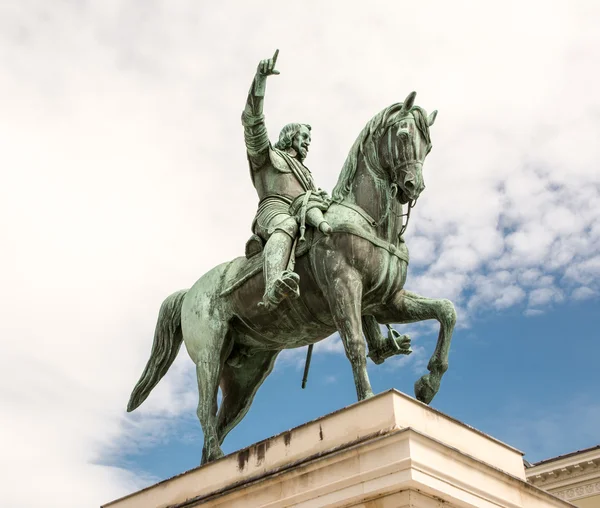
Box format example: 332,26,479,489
0,1,599,506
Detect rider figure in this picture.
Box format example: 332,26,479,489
242,50,332,311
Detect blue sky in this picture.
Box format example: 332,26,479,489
0,1,598,507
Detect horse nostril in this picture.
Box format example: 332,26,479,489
404,180,415,192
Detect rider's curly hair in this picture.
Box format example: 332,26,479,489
274,123,311,150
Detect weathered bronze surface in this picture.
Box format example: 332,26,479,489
127,51,456,465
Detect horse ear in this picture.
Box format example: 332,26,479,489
401,91,417,114
428,110,438,126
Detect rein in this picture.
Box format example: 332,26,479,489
356,175,417,241
335,198,415,247
398,198,417,238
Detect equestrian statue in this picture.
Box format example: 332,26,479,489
127,50,457,465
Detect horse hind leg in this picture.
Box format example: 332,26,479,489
216,348,279,446
196,355,223,465
183,300,233,464
385,289,456,404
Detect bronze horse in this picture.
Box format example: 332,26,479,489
127,92,456,464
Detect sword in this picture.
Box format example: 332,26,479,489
301,344,313,389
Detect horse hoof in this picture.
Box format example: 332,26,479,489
414,374,436,405
201,446,224,465
359,389,375,401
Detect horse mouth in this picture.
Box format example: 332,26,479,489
398,189,410,204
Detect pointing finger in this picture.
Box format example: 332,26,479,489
272,49,279,66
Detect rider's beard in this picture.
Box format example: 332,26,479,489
291,144,307,162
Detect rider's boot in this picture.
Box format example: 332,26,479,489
259,230,300,311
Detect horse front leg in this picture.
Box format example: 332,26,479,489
325,270,374,401
387,289,456,404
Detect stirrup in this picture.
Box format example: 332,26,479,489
367,326,412,365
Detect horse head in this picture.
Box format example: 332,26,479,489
332,92,437,213
371,91,437,205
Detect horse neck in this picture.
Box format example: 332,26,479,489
344,156,404,243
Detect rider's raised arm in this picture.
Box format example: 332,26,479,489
241,74,269,169
241,51,279,171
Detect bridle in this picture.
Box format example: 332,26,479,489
381,182,417,237
367,114,426,237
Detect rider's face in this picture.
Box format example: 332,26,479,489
292,126,311,161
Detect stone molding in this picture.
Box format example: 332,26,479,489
526,446,600,501
553,480,600,502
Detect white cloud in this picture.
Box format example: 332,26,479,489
315,335,345,355
275,348,307,371
564,256,600,285
0,0,599,506
385,345,428,374
494,286,527,309
276,334,344,372
524,309,544,317
528,287,564,307
408,235,437,267
572,286,597,300
519,269,544,286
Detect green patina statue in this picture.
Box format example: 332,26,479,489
242,50,332,311
127,50,456,465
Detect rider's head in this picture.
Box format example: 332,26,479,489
275,123,311,162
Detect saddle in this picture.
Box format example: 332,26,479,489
222,202,410,298
220,228,317,298
244,234,265,259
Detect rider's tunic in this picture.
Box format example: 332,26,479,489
242,78,317,240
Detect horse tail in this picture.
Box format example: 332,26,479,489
127,289,188,412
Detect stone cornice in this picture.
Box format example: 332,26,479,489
526,447,600,496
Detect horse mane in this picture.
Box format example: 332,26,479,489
332,102,431,202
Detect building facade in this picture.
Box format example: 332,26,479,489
526,446,600,507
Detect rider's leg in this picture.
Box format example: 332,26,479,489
260,215,300,310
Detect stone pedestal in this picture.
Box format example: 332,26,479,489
103,390,573,508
